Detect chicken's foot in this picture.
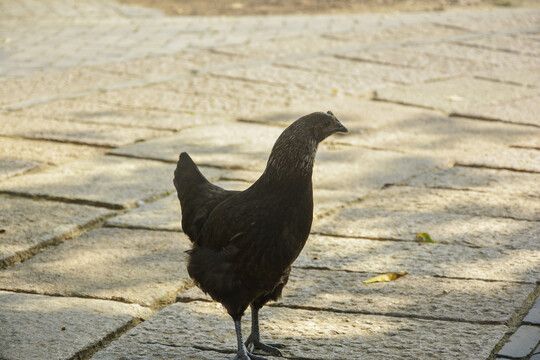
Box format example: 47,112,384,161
245,306,284,357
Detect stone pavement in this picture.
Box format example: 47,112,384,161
0,0,539,359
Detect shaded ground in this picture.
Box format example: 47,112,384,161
117,0,540,16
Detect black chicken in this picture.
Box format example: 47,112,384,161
174,111,347,360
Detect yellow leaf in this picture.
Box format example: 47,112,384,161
332,88,339,94
363,271,408,284
416,232,435,243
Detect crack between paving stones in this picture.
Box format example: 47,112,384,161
0,190,126,210
0,287,153,309
69,317,144,360
454,41,538,57
450,112,540,129
269,303,506,326
103,223,182,233
394,183,540,200
456,163,540,174
511,145,540,151
473,75,539,89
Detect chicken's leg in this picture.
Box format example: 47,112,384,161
244,306,285,356
232,319,267,360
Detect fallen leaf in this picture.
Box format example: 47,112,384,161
363,271,408,284
417,232,435,243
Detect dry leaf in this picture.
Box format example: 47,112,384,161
363,271,408,284
417,232,435,243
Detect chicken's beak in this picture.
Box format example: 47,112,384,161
333,119,348,133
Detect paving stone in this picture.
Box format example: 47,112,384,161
178,267,534,324
1,113,172,147
0,155,187,209
92,301,507,360
0,158,39,180
296,235,540,282
406,166,540,198
375,77,535,114
0,195,113,269
0,136,106,165
342,115,540,172
0,291,152,360
361,185,540,221
0,66,133,107
314,203,539,250
498,325,540,359
0,228,192,307
458,94,540,127
524,297,540,325
239,97,443,133
475,67,540,87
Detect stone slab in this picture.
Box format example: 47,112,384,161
1,113,171,147
342,115,540,172
239,97,443,134
296,235,540,282
0,136,106,165
524,297,540,325
0,158,39,180
313,200,539,249
0,291,152,360
105,186,357,232
177,267,534,324
93,301,507,360
475,67,540,87
375,77,535,114
458,94,540,127
0,155,191,209
360,185,540,221
0,228,192,307
19,97,226,131
406,166,540,198
0,194,113,269
498,325,540,358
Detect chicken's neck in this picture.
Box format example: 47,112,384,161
258,136,318,188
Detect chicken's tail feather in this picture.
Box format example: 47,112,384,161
174,152,209,194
